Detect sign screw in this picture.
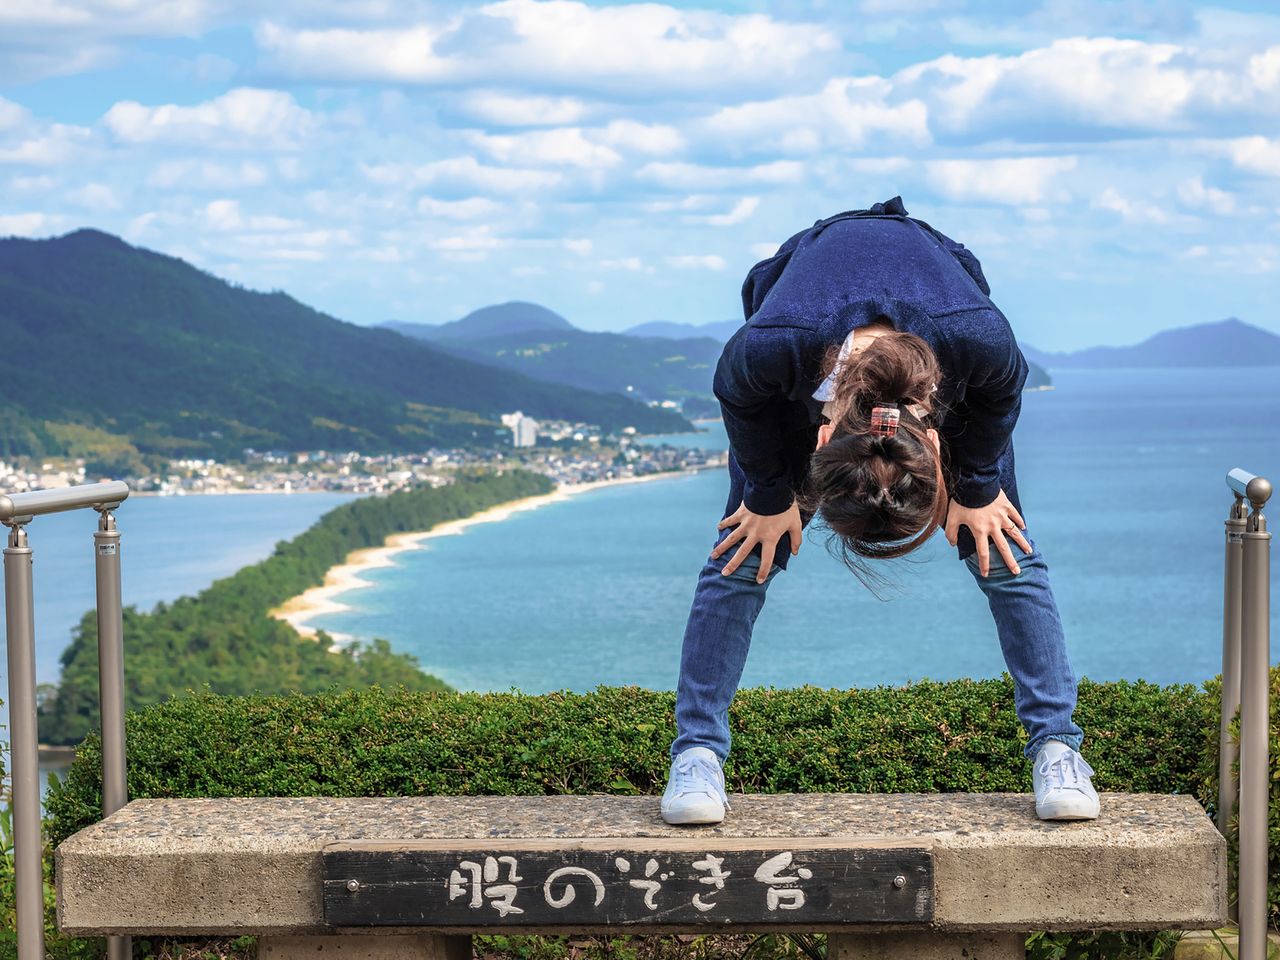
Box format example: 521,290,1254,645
893,875,906,889
346,879,360,892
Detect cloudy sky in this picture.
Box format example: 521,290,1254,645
2,0,1277,350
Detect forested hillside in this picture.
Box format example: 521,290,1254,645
0,230,688,465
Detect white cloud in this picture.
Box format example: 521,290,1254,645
70,182,121,211
424,225,505,261
0,123,91,165
257,247,326,262
858,0,944,11
0,0,217,34
147,159,270,189
103,88,314,149
637,160,804,190
9,173,55,191
428,228,504,251
1248,45,1280,93
923,156,1077,205
461,92,588,127
598,256,646,271
693,196,760,227
363,156,563,194
666,254,726,270
202,199,302,232
1176,176,1236,214
563,238,592,256
255,21,449,83
703,77,930,155
0,212,56,236
416,196,502,220
896,37,1280,141
467,128,622,169
255,2,838,94
0,97,29,131
354,245,412,263
596,120,684,156
1223,136,1280,177
1091,186,1169,224
123,211,157,240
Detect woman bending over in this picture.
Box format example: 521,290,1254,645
661,196,1097,825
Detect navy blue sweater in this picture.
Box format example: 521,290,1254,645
714,197,1029,548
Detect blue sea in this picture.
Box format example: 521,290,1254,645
304,368,1280,693
0,492,361,788
3,369,1279,791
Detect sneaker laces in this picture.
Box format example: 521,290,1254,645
672,753,731,809
1038,749,1095,793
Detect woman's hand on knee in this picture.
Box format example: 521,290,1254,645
944,489,1031,577
712,500,802,583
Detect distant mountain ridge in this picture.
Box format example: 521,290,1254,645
386,302,574,341
0,229,688,463
1024,318,1280,368
397,304,1058,397
383,311,725,406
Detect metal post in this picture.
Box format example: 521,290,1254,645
4,518,44,960
1220,496,1247,841
1232,470,1272,960
94,507,131,960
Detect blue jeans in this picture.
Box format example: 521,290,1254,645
670,530,1084,763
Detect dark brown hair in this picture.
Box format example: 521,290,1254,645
797,329,950,585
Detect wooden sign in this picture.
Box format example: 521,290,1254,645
322,842,933,927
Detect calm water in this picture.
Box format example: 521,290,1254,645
305,369,1280,692
0,492,360,788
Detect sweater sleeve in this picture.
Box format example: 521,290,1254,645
939,310,1028,509
713,324,804,516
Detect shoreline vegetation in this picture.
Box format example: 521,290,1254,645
35,469,557,747
269,469,710,640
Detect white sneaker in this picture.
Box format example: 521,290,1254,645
1033,740,1100,821
661,747,731,825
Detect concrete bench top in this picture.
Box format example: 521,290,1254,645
56,793,1226,936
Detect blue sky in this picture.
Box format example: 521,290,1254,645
1,1,1277,351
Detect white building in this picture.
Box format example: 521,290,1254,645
502,411,539,447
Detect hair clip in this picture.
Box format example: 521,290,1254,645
870,402,900,438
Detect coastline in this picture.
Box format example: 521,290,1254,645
268,468,709,641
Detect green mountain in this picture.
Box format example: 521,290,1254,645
385,315,725,406
386,301,575,341
0,230,689,463
1023,318,1280,368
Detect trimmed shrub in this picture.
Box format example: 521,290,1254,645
46,677,1214,849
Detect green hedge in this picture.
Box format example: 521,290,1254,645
48,677,1215,847
26,671,1280,954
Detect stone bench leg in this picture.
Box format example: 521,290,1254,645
258,935,472,960
829,932,1025,960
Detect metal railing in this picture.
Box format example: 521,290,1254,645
2,480,131,960
1219,467,1272,960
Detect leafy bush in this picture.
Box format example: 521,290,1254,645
45,678,1214,848
14,670,1280,959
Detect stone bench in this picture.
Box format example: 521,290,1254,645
56,793,1227,960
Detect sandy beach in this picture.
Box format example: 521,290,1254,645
268,469,704,640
